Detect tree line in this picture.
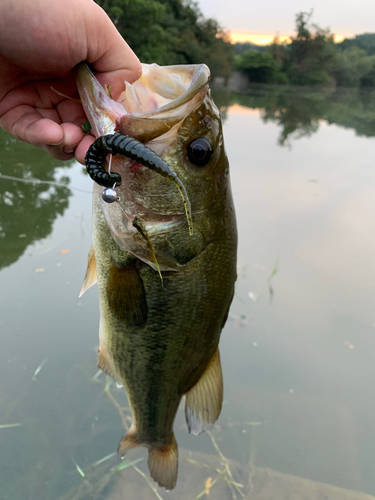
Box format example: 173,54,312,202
95,0,233,79
96,1,375,88
235,11,375,88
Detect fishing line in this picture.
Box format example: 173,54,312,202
0,172,91,194
108,154,113,174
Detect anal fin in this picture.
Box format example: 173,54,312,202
98,346,118,380
185,347,223,435
117,425,139,458
79,246,97,297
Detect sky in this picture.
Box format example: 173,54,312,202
197,0,375,44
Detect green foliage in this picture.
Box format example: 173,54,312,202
336,34,375,88
331,47,375,87
338,33,375,56
234,42,268,55
285,11,336,85
235,51,287,84
234,11,375,89
0,130,72,269
95,0,233,78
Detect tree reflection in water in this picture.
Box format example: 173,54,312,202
213,85,375,147
0,129,74,269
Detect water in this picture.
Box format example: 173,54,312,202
1,86,375,499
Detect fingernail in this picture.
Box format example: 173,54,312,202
49,140,64,146
63,147,75,154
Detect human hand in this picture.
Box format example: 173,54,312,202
0,0,141,163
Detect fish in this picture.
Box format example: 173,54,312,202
76,62,237,490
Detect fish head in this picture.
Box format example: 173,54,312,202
76,63,230,270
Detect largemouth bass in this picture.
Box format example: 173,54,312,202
76,62,237,490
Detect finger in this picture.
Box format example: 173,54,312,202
75,134,95,165
0,105,64,146
43,144,74,161
43,122,85,160
56,98,87,126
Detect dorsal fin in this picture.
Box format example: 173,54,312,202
79,246,97,297
185,347,223,435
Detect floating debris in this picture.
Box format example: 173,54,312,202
32,358,47,381
92,369,103,381
112,458,143,472
268,256,280,303
59,249,70,255
35,268,45,273
0,423,22,429
229,314,249,329
93,452,117,467
133,466,165,500
204,477,213,497
248,291,259,302
73,459,85,478
344,341,354,350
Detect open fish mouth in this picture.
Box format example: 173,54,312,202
76,63,212,272
76,63,210,139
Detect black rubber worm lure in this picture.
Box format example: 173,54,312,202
85,132,193,235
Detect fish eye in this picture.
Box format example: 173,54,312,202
186,138,212,167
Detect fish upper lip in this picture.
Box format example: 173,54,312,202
76,62,210,139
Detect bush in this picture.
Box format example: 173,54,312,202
235,51,287,84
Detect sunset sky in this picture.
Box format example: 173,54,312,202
197,0,374,44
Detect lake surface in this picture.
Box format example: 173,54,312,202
1,85,375,499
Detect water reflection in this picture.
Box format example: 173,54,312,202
2,87,375,500
213,85,375,146
0,130,73,269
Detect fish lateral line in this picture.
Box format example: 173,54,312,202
85,132,193,235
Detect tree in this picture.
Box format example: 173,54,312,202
286,11,336,85
331,47,375,87
338,34,375,56
235,51,287,84
95,0,234,79
0,130,72,269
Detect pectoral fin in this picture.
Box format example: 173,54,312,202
79,246,97,297
185,348,223,435
106,260,148,327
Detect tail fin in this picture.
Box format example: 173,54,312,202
117,425,139,459
148,433,178,490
